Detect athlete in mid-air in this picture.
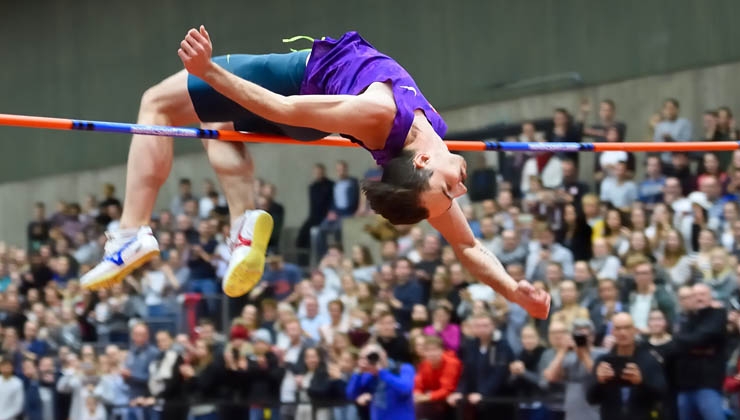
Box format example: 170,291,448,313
81,26,551,319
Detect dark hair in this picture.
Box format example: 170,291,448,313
362,150,431,225
601,99,616,110
718,106,733,118
665,98,680,109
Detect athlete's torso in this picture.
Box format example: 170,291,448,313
300,31,447,166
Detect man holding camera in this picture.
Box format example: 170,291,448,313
587,313,667,420
543,318,606,420
346,344,416,420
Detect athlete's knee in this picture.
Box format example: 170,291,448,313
139,85,169,116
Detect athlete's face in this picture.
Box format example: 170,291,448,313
418,151,467,218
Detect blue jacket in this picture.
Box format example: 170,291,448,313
346,364,415,420
23,377,44,420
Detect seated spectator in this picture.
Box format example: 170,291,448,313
556,203,593,261
701,246,737,304
351,244,377,284
638,156,666,208
600,160,638,211
21,320,49,359
526,223,575,281
573,261,599,309
589,238,621,281
621,231,656,264
628,261,677,333
319,299,349,346
448,313,515,418
600,208,630,255
141,256,180,318
590,279,626,346
299,296,330,343
493,229,528,267
551,280,591,329
587,313,667,420
543,318,606,420
0,358,24,420
413,335,462,420
422,304,460,353
375,312,412,364
664,152,697,196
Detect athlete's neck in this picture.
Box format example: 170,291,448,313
404,112,444,153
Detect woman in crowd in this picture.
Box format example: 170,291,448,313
296,347,332,420
645,202,673,253
572,261,598,309
180,339,222,420
646,309,677,420
555,203,593,261
338,274,360,314
720,201,740,249
423,304,461,353
509,325,547,420
659,229,694,289
601,207,630,255
350,245,376,284
701,246,736,304
620,231,656,264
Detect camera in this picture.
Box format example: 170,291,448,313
366,352,381,365
572,331,588,347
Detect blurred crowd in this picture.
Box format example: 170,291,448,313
2,98,740,420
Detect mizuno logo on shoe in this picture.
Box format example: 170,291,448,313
103,237,139,266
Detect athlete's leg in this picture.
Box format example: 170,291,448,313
122,70,200,227
82,70,200,290
200,123,273,298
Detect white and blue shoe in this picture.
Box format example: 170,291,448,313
81,226,160,291
222,210,273,298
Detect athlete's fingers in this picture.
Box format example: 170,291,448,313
180,40,196,56
200,25,210,42
190,29,208,46
177,49,188,61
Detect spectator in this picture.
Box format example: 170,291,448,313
413,335,462,420
646,309,678,420
551,280,591,329
346,343,416,420
0,358,24,420
260,254,302,302
556,203,593,261
295,346,331,420
508,325,547,414
36,356,58,420
653,99,694,164
123,323,160,417
526,223,575,281
375,312,412,364
580,98,627,141
318,299,349,346
701,246,736,304
296,164,334,263
422,304,460,353
244,329,284,419
318,161,360,255
600,160,638,211
543,318,606,420
198,179,223,219
147,330,187,420
492,229,527,267
587,313,667,420
638,156,666,208
299,296,329,343
141,255,180,318
389,258,424,328
449,313,515,418
674,283,727,420
27,202,51,254
589,238,621,281
21,358,43,420
170,178,196,216
180,339,221,420
664,152,697,196
258,183,285,252
56,356,99,420
557,158,590,207
628,260,676,333
590,279,626,346
21,320,49,359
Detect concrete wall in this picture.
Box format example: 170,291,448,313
3,60,740,246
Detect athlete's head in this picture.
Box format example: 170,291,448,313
363,148,467,224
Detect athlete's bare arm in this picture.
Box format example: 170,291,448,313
428,201,551,319
178,26,394,141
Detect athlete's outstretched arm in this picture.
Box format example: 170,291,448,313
428,201,551,320
177,26,392,139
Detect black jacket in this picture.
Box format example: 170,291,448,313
244,352,285,405
457,337,515,397
674,306,727,391
586,345,667,420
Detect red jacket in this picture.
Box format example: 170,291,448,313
413,351,462,401
724,352,740,406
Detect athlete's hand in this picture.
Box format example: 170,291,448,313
178,25,213,78
513,280,551,320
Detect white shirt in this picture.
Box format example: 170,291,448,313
0,375,23,420
631,294,653,330
143,270,167,306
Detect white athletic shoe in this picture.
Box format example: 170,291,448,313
81,226,160,291
222,210,274,298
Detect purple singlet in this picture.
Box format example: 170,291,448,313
300,31,448,166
